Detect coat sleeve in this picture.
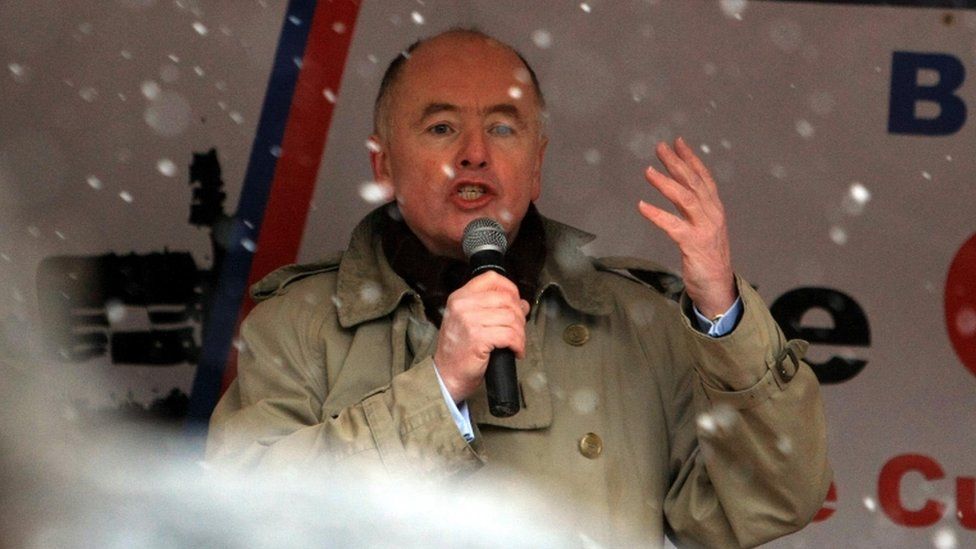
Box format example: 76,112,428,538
662,275,832,548
204,285,484,480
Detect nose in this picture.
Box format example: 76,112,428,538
456,129,489,170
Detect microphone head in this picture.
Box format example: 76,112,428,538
462,218,508,259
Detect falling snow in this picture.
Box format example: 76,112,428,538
359,282,382,305
776,436,794,455
829,226,847,245
842,182,871,215
119,191,134,203
79,87,98,102
359,181,392,204
8,63,28,83
157,158,177,177
580,3,592,13
193,21,209,36
87,175,103,190
241,238,256,252
956,307,976,337
411,11,425,25
141,81,161,100
719,0,747,20
570,389,598,414
531,30,552,49
584,149,601,165
849,182,870,203
795,119,815,138
933,528,958,549
697,404,738,435
106,300,126,324
863,497,877,512
144,91,192,136
526,371,548,392
323,88,337,103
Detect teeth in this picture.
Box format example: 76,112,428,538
457,185,485,201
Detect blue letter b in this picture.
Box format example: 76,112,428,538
888,51,966,136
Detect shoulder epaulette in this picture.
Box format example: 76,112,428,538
594,255,684,302
250,251,342,301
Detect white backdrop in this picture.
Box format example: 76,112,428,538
1,1,974,546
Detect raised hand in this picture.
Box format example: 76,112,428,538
638,137,737,318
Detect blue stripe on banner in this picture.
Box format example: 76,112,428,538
186,0,318,425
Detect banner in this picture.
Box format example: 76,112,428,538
1,1,972,546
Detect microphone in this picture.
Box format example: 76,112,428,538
462,218,521,418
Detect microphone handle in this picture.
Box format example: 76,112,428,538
485,347,520,417
468,248,521,417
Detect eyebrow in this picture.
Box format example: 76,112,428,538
418,102,525,121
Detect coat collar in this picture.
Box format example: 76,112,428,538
335,205,613,328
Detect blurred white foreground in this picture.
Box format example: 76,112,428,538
0,358,578,548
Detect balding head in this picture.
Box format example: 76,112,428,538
372,29,546,141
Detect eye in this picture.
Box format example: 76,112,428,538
427,123,453,135
490,124,515,137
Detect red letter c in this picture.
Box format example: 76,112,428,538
879,454,946,527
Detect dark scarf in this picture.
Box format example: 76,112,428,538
381,204,546,326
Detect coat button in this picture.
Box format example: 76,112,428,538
578,432,603,459
563,324,589,346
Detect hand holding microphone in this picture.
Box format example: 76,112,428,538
433,218,527,417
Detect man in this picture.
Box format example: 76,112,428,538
207,29,831,547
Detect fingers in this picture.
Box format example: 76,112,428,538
638,199,685,244
644,164,698,220
655,137,717,198
672,137,719,199
644,137,725,225
434,271,531,401
464,270,521,298
655,140,698,192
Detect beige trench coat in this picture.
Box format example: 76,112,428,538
206,208,831,547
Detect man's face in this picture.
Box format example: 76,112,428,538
370,34,548,259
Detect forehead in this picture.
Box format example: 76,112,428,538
391,35,537,114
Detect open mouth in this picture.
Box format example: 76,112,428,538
457,184,487,201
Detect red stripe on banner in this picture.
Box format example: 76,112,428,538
220,0,362,391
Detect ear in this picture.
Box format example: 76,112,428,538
530,135,548,201
368,134,390,181
368,134,395,197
